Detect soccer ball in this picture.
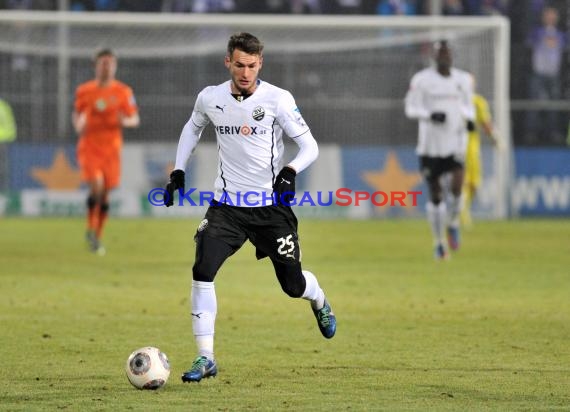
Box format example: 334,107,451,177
125,346,170,390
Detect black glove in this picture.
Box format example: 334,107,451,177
430,112,446,123
164,169,185,207
466,120,476,132
273,166,296,206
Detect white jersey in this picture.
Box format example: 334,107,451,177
405,67,474,158
187,79,312,204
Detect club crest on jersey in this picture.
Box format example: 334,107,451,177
252,106,265,121
95,98,107,111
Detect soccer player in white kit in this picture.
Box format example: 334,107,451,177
164,32,336,382
405,40,475,260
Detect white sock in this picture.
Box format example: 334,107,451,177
448,194,462,228
426,201,446,246
191,280,216,360
301,270,325,310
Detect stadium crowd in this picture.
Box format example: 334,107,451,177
0,0,514,14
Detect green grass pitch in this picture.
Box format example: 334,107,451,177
1,217,569,411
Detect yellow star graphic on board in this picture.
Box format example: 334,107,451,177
362,151,423,210
31,149,82,190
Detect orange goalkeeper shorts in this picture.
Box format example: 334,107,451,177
77,140,121,190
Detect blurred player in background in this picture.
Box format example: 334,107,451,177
405,40,475,260
461,76,501,228
0,97,16,143
164,32,336,383
72,48,139,255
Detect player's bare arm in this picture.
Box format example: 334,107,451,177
72,110,87,135
120,112,140,128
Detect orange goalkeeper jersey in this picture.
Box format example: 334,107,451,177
74,79,137,155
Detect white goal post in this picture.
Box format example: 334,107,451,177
0,11,510,218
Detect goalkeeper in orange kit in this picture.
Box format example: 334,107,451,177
72,49,140,255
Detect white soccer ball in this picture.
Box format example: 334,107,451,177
125,346,171,390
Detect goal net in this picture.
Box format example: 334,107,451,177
0,12,510,219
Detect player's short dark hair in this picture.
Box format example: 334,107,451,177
94,48,116,61
227,32,263,57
